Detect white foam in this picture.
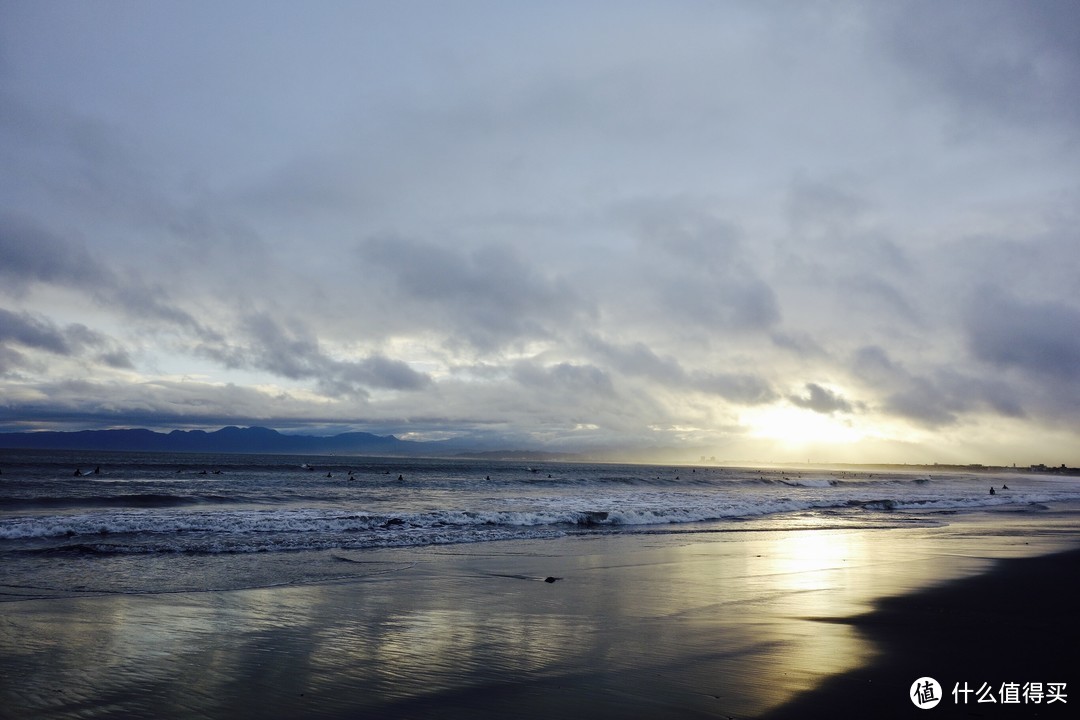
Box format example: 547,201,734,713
4,466,1080,554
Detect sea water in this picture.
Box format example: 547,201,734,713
2,449,1078,598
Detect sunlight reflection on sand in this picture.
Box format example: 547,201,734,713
3,513,1078,719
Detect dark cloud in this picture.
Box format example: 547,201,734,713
851,346,956,426
0,308,72,354
852,344,1030,427
584,335,777,405
583,337,686,386
0,308,133,365
336,354,433,393
358,235,591,351
785,176,871,233
1,3,1078,459
241,313,320,381
778,178,922,338
845,277,921,325
512,361,616,400
0,214,221,343
104,282,222,342
0,345,29,376
875,0,1080,131
790,383,854,415
98,349,135,370
625,202,781,333
198,312,431,396
965,289,1080,383
851,345,904,386
770,331,828,359
0,214,109,295
882,377,959,428
935,369,1026,420
0,378,362,432
689,371,777,405
663,275,780,333
0,92,171,230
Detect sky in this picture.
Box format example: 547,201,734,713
1,0,1079,465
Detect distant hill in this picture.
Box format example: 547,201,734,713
0,426,442,456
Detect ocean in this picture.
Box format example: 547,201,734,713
3,449,1079,599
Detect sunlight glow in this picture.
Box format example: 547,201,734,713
740,405,870,446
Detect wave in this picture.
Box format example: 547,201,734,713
4,476,1079,554
0,494,243,510
0,491,1016,548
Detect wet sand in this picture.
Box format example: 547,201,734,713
764,546,1080,718
2,512,1078,719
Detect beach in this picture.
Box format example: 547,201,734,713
3,506,1077,719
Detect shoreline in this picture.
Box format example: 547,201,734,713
2,518,1077,719
763,547,1080,717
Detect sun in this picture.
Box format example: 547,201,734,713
740,405,868,446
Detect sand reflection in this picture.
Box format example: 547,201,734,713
747,530,876,702
4,525,1043,719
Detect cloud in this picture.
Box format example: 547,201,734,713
197,312,431,396
790,383,854,415
1,3,1079,461
358,235,591,351
621,200,781,333
103,282,223,342
777,177,924,342
513,360,616,399
690,371,777,405
0,308,72,355
874,0,1080,132
0,213,223,344
965,288,1080,383
0,307,134,368
0,377,361,432
583,335,777,405
339,354,433,393
770,331,828,359
851,344,1029,428
583,336,686,386
849,346,952,426
0,214,109,295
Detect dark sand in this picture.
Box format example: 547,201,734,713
2,513,1078,719
764,547,1080,718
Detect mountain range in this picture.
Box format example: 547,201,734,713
0,426,456,456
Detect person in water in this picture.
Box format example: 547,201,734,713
989,486,996,495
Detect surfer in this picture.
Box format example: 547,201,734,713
1002,484,1009,490
989,486,995,495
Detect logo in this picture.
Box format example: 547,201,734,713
912,677,942,709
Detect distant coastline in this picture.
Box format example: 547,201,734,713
0,426,1077,473
0,426,427,457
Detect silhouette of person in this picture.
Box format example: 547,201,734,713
1002,484,1009,490
989,486,996,495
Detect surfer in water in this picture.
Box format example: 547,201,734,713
989,486,996,495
